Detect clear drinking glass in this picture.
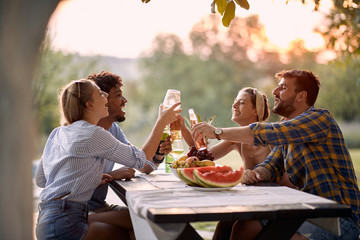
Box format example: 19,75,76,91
163,89,181,110
166,140,184,173
188,108,207,149
163,89,182,141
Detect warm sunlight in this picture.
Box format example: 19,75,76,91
48,0,333,58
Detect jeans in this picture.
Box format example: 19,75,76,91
297,217,360,240
36,200,88,240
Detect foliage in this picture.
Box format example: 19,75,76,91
137,15,310,131
315,55,360,121
141,0,359,57
321,0,360,54
33,39,103,137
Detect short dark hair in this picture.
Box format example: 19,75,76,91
87,71,123,94
275,69,320,106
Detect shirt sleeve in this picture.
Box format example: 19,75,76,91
257,146,284,182
250,108,331,147
35,158,46,188
109,123,130,145
88,127,156,170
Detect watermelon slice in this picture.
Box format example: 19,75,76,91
177,166,223,186
193,166,244,188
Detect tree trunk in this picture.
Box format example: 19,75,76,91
0,0,58,239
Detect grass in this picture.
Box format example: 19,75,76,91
191,148,360,240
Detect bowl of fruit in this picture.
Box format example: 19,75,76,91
169,146,216,178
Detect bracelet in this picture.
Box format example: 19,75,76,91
152,155,165,164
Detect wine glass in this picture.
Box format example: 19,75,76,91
163,89,181,110
163,89,182,141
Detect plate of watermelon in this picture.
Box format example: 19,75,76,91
177,165,244,189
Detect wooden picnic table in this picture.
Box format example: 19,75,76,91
109,171,351,240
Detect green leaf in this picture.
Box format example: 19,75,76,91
216,0,228,15
222,1,235,27
234,0,249,10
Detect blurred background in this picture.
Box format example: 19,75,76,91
29,0,360,238
33,0,360,154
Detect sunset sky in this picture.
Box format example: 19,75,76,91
48,0,333,58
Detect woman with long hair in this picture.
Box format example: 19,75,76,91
35,79,180,240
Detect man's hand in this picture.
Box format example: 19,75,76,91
158,136,172,155
97,173,114,188
191,121,217,142
241,169,261,184
241,167,271,185
109,167,136,180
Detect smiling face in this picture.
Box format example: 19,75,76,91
107,85,128,123
231,91,258,126
88,84,109,120
272,77,297,118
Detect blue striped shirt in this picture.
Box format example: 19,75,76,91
250,107,360,226
35,120,155,203
88,123,130,210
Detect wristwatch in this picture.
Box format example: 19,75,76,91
214,128,223,140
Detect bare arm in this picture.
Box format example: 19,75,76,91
141,102,181,160
139,130,173,174
209,140,237,160
191,122,254,144
178,115,195,148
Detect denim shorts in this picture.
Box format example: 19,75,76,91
36,200,88,240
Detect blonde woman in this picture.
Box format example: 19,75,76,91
35,79,180,240
181,87,272,169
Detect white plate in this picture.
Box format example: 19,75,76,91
187,185,233,192
170,167,180,179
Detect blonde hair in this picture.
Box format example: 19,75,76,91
59,79,95,125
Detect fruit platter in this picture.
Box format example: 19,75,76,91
177,165,244,189
169,145,244,189
170,146,216,169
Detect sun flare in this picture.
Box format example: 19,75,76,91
48,0,332,58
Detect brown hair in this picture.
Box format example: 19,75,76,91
275,69,320,106
59,79,95,125
87,71,123,94
240,87,270,121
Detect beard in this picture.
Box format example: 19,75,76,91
115,115,126,122
116,116,125,122
272,95,296,118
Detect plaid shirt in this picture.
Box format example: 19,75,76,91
250,107,360,226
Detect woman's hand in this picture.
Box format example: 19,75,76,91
97,173,114,188
158,102,182,126
191,121,216,142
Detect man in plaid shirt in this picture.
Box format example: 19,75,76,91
193,70,360,239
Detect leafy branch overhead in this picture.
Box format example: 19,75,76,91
141,0,250,27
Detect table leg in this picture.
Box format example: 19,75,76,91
109,183,127,205
176,223,203,240
255,218,306,240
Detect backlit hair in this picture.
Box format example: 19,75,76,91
59,79,95,125
240,87,270,122
87,71,123,94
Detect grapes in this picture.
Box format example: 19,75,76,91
187,145,214,161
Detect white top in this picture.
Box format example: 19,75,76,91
35,120,156,203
